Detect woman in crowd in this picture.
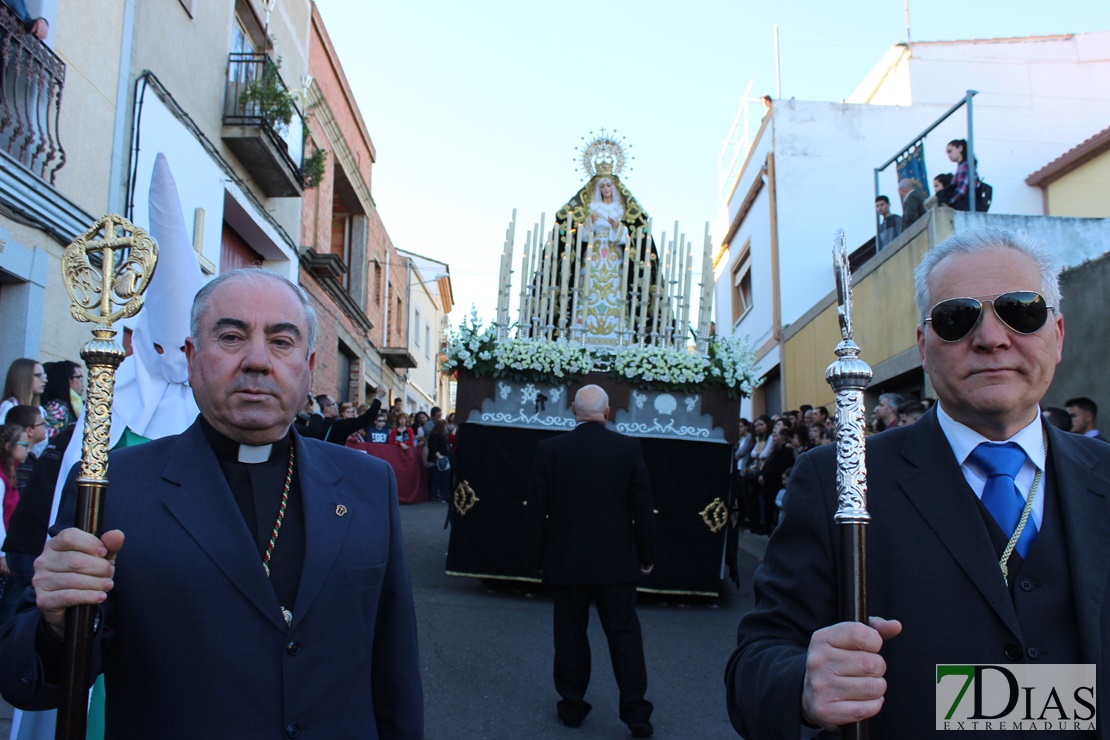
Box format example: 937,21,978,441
0,358,45,424
758,424,796,534
389,412,416,450
446,412,457,453
40,360,82,438
744,415,772,531
941,139,978,211
426,419,452,503
733,419,755,527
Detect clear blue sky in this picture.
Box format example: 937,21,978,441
313,0,1110,324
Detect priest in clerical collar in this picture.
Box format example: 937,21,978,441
0,268,424,738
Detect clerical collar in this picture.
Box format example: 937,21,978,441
199,416,292,465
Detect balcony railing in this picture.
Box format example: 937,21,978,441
0,4,66,183
222,52,305,197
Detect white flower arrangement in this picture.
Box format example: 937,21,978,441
611,344,710,392
707,334,763,398
445,310,760,398
441,309,499,376
443,310,593,382
493,338,593,381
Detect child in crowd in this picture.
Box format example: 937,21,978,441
774,467,793,526
0,423,29,528
366,413,391,444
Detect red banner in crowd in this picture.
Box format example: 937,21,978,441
347,442,428,504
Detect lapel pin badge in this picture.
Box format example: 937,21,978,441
335,504,347,517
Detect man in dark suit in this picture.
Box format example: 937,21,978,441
726,228,1110,737
533,384,656,737
0,269,423,738
899,177,926,228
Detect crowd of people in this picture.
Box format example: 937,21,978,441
732,388,1103,538
293,395,458,503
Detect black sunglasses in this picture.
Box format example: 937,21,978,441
926,291,1053,343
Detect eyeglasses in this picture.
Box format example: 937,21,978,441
925,291,1053,343
15,442,28,448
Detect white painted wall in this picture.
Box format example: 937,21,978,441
406,263,443,410
716,32,1110,347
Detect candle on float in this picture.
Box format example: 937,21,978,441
518,229,532,328
558,250,571,334
581,245,593,341
620,229,634,336
638,251,651,342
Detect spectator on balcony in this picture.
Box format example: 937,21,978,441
1,0,47,40
875,195,902,251
940,139,978,211
924,173,954,210
898,178,925,228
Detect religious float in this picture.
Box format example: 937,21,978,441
443,133,759,596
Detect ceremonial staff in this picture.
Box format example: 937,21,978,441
57,215,158,740
824,230,873,740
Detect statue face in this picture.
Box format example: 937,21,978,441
600,180,613,201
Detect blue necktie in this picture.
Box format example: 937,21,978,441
968,442,1037,558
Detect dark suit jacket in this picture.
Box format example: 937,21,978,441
0,419,423,739
726,408,1110,738
902,189,926,226
533,422,655,585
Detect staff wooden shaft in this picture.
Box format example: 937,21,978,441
57,215,157,740
825,230,873,740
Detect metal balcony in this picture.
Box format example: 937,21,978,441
221,52,305,198
0,4,66,182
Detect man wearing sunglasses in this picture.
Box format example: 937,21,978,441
727,228,1110,737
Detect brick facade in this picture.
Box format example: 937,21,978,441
299,3,409,404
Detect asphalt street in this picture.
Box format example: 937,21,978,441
404,501,762,740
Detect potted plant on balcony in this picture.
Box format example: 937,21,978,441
240,57,296,141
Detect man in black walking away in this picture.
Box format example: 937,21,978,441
533,384,656,737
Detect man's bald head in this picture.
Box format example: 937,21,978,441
572,384,609,423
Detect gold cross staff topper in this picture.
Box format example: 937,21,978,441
62,214,158,482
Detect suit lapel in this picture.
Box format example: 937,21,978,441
161,421,288,630
1050,426,1110,664
895,411,1023,638
288,434,354,626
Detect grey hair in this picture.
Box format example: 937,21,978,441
913,228,1062,323
190,268,319,354
879,392,907,408
574,384,609,417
